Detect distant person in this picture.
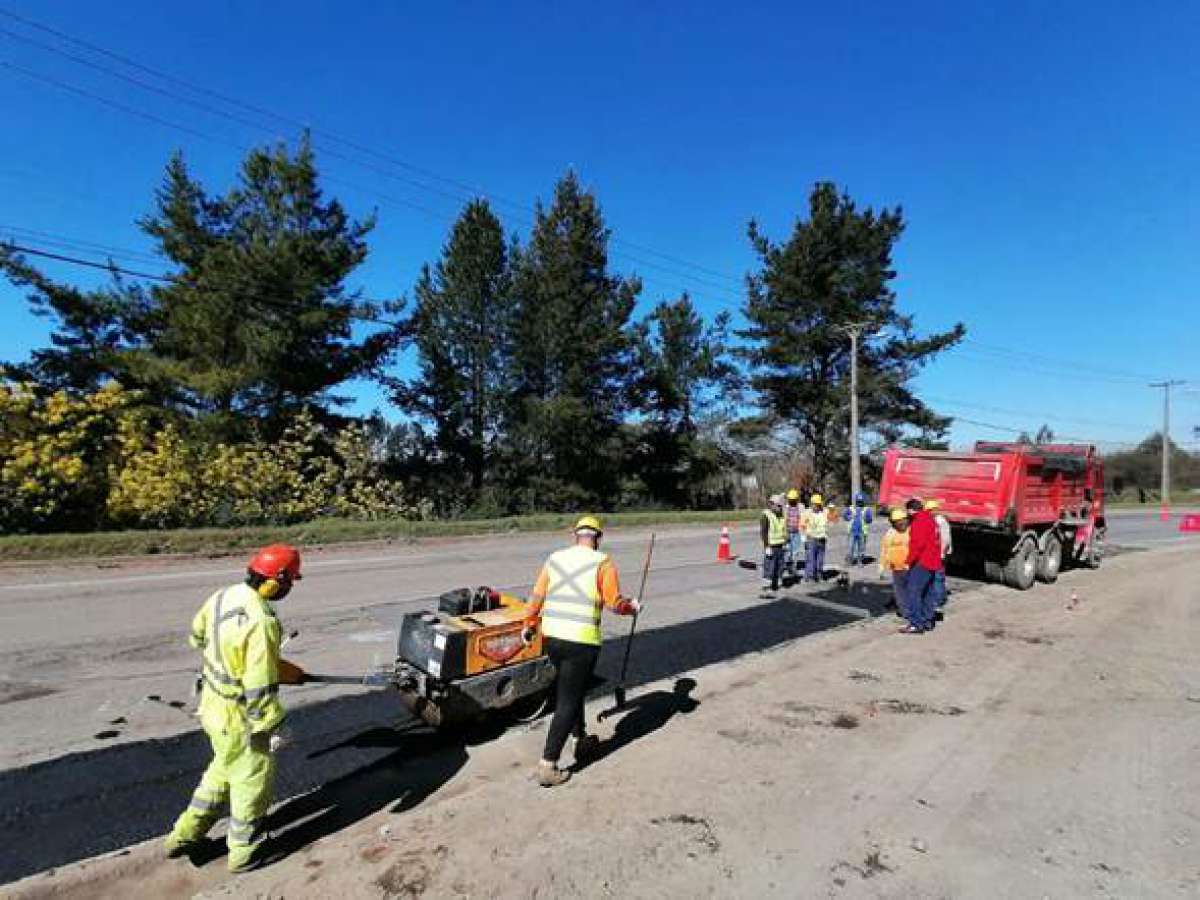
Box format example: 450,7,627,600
902,498,942,633
843,493,874,566
803,494,829,582
925,499,952,609
878,508,911,617
760,494,788,596
784,489,806,579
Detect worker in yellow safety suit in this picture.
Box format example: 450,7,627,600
523,516,639,787
164,544,302,873
802,494,828,582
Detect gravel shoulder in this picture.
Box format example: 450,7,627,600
9,540,1199,899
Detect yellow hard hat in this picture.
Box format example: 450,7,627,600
889,508,908,523
786,488,800,501
574,514,603,534
810,493,824,506
924,499,941,511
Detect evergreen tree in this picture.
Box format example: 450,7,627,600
2,135,402,438
738,182,964,487
132,135,402,437
394,199,514,501
508,171,640,510
631,295,738,505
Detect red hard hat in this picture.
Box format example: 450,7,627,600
247,544,302,581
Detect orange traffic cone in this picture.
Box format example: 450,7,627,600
717,525,733,563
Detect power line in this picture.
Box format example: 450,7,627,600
925,394,1149,432
0,241,406,329
0,10,743,294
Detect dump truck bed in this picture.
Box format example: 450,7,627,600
878,444,1104,533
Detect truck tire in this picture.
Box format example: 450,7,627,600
1003,539,1037,590
1036,534,1062,583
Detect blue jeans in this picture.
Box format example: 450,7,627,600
906,564,937,630
848,532,867,565
762,545,786,588
932,570,947,607
805,538,826,582
891,570,910,618
786,532,804,573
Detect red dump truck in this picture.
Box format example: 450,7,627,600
877,442,1106,590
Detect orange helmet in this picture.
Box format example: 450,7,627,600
248,544,303,582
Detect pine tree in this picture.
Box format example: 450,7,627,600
508,171,640,510
631,295,738,505
395,199,514,501
738,182,964,488
131,135,402,437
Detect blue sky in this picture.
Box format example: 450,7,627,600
2,0,1198,451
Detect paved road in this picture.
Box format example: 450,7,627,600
0,509,1192,884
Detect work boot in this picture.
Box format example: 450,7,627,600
164,833,199,859
573,734,601,764
227,844,271,875
537,760,571,788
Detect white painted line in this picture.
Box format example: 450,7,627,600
778,592,872,619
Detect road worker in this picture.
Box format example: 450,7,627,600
164,544,301,873
784,488,806,579
902,498,942,633
878,509,911,617
925,499,952,610
803,494,829,582
523,516,639,787
760,494,788,596
843,493,874,567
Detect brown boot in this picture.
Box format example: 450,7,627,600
537,760,571,787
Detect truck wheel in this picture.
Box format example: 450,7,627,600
1003,539,1037,590
1036,534,1062,583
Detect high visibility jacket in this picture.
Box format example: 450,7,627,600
189,583,286,736
533,545,621,646
879,527,911,574
761,509,787,546
803,508,828,540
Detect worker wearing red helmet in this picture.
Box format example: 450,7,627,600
164,544,302,873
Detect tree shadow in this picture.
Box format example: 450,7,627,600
573,678,700,774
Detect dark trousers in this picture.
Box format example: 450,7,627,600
891,570,910,619
906,564,937,630
933,569,948,607
806,538,827,582
763,544,786,588
543,637,600,763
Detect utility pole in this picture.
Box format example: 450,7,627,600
1149,379,1185,519
848,325,862,503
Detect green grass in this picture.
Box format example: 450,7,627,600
0,509,760,563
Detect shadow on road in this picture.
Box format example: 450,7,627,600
1,593,860,885
575,678,699,774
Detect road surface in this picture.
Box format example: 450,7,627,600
0,508,1193,886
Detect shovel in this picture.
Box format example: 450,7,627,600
597,532,656,721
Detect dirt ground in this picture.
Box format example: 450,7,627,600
8,541,1199,899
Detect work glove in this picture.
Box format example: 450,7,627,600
248,727,290,754
614,597,641,616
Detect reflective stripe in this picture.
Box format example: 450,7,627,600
202,671,243,702
228,817,265,846
246,707,264,720
542,607,600,625
189,795,225,813
243,684,278,702
204,658,241,687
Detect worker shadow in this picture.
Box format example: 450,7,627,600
257,720,502,860
573,677,699,774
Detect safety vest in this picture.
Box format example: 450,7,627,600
763,509,786,545
189,583,286,733
540,544,606,646
805,509,828,540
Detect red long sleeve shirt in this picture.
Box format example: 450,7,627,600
906,510,943,572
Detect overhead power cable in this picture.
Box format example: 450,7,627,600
0,241,406,329
0,9,743,294
925,394,1149,432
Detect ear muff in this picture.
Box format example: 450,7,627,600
257,576,283,599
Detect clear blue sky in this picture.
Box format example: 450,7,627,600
2,0,1198,450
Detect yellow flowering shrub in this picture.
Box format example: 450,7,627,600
0,381,133,532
